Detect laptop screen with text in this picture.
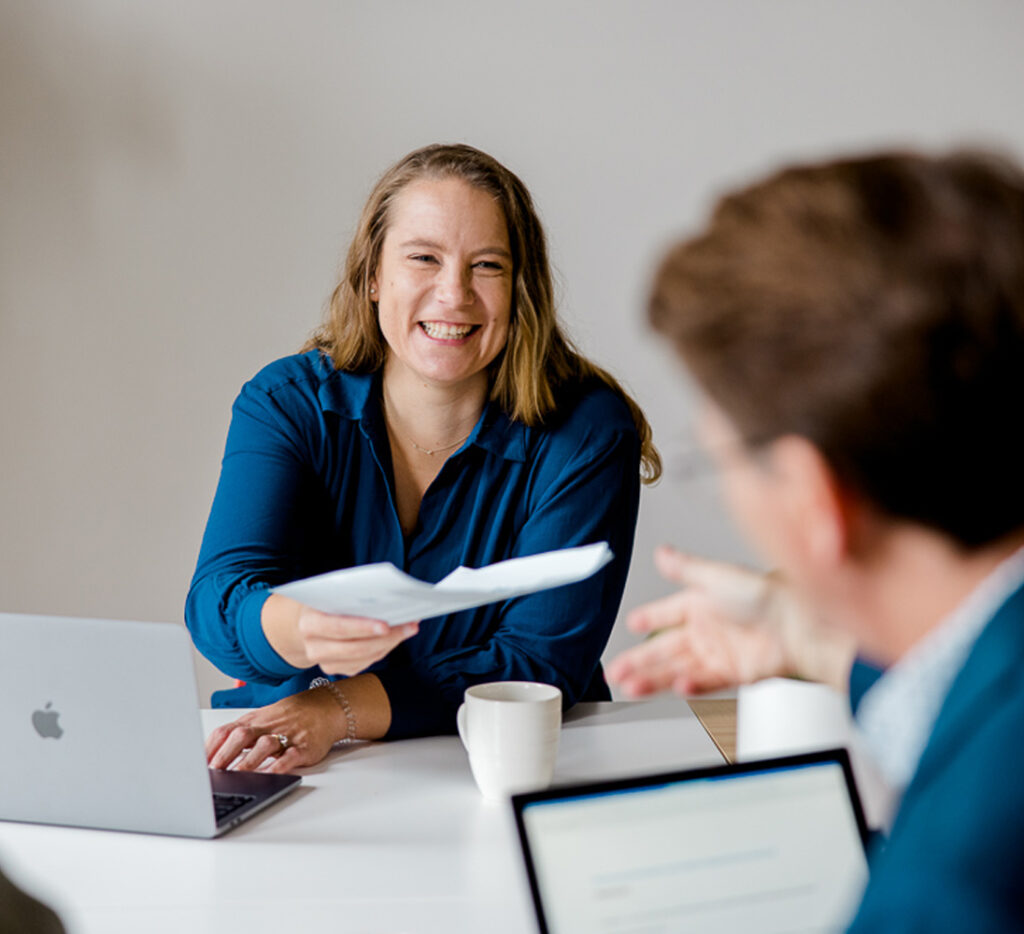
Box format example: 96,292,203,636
514,751,869,934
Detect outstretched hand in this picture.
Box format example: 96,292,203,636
607,545,791,697
295,606,419,676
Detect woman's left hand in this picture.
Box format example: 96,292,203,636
205,686,345,774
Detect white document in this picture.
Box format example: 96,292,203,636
271,542,613,625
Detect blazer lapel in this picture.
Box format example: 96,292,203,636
907,581,1024,792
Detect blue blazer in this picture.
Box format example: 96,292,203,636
846,581,1024,932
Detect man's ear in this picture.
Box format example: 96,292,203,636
767,436,859,569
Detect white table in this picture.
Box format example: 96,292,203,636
0,699,722,934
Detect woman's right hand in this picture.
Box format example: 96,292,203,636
263,594,419,675
296,607,419,676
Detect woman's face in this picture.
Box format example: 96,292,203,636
372,177,513,392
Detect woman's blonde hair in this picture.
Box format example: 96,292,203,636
305,143,660,483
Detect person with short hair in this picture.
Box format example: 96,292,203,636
625,150,1024,931
188,143,660,772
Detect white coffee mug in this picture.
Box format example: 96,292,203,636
456,681,562,800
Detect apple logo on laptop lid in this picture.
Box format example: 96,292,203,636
32,702,63,739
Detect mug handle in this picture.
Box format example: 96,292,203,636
456,702,469,751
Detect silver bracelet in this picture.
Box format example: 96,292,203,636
323,680,358,744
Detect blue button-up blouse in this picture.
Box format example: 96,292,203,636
185,350,641,738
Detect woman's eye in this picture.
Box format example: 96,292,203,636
410,254,437,264
474,260,504,271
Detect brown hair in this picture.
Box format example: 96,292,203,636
305,143,661,483
650,150,1024,546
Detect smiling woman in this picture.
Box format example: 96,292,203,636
185,143,660,773
374,177,513,397
371,177,515,530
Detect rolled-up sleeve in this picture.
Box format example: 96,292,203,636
185,378,316,683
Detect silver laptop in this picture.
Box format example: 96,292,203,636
512,749,870,934
0,612,301,837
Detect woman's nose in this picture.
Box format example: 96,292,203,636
436,266,473,307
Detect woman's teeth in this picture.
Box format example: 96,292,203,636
420,322,475,340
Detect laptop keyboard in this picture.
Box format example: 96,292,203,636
213,792,256,822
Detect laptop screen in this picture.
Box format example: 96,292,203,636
513,750,870,934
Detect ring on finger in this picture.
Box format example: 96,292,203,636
273,733,290,752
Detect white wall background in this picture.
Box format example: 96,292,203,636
3,0,1023,702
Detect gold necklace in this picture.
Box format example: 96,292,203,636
382,393,472,456
405,433,470,456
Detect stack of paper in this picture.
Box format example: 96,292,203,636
271,542,613,625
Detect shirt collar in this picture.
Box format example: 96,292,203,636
315,360,527,463
314,357,375,420
855,544,1024,793
467,401,528,462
